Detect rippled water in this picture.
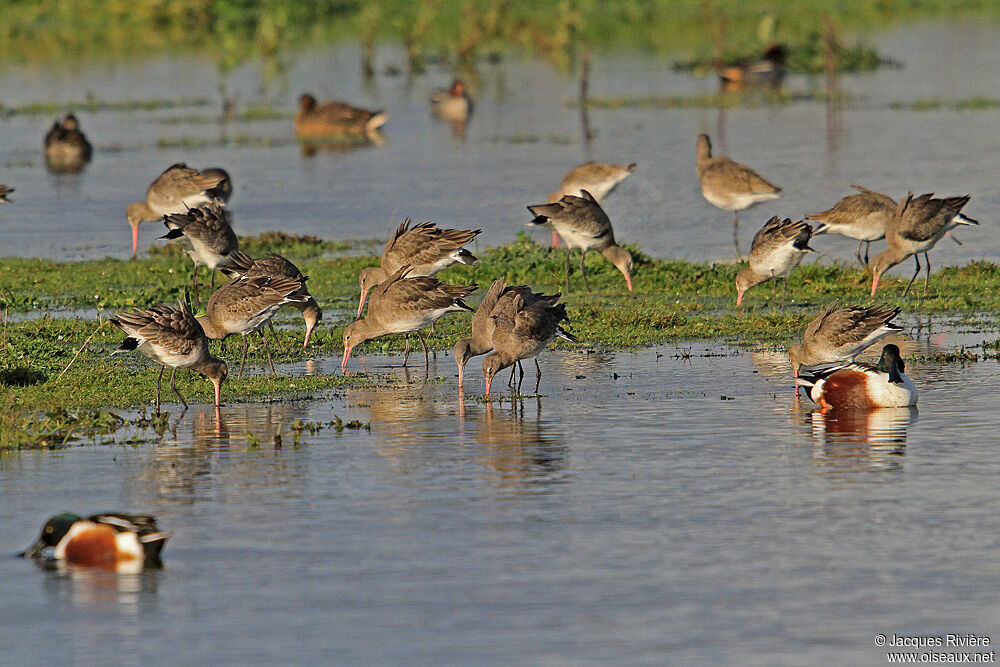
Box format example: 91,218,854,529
4,18,1000,664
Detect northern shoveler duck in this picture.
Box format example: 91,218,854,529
483,293,577,395
717,44,787,92
546,161,637,247
696,134,781,257
527,190,633,292
21,513,171,570
161,203,239,299
788,303,902,396
111,301,228,409
870,191,977,297
797,344,918,410
430,79,473,136
357,219,480,318
197,274,308,378
294,93,389,140
223,251,322,347
735,217,813,305
127,163,228,259
342,266,476,373
453,277,560,389
807,185,897,267
44,113,92,173
0,184,13,203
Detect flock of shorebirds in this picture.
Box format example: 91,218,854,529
9,84,979,432
11,67,981,569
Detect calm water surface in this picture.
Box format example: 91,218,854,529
4,18,1000,664
4,327,1000,663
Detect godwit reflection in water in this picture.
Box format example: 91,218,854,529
471,399,568,487
807,407,918,473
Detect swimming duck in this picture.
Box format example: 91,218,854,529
21,513,171,570
796,344,918,410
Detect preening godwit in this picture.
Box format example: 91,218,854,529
788,303,902,395
453,277,559,389
546,161,637,247
161,203,239,297
483,293,577,395
43,113,92,173
796,344,918,410
870,192,978,297
126,163,228,259
295,93,389,139
342,266,476,373
0,184,13,203
223,251,322,347
21,513,171,571
735,217,813,305
196,274,308,378
807,185,896,266
111,301,228,410
201,167,233,203
527,190,633,292
696,134,781,257
357,219,480,318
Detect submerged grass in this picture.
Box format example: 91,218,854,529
6,232,1000,448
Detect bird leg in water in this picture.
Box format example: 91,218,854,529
418,330,429,370
402,334,410,367
169,367,188,409
534,358,542,394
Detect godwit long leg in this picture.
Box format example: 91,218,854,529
259,330,276,375
417,330,429,370
901,254,921,298
534,359,542,394
238,336,249,379
156,366,165,412
579,249,591,292
169,368,188,409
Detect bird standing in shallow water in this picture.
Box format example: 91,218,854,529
796,344,917,410
343,266,476,373
111,300,228,410
696,134,781,258
735,217,813,305
527,190,633,292
22,513,170,571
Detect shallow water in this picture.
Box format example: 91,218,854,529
5,18,1000,664
1,20,999,274
4,327,1000,663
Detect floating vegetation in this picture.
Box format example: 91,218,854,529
888,97,1000,111
0,98,211,117
673,41,899,76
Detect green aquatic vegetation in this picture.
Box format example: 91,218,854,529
0,98,211,117
888,97,1000,111
673,40,899,75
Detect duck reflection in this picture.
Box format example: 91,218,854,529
807,407,917,472
39,567,161,614
299,132,385,157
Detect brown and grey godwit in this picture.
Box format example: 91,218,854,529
357,219,480,317
453,277,560,389
807,185,896,267
735,217,813,305
0,184,13,203
527,190,633,292
111,301,228,410
196,274,308,378
295,93,389,139
161,203,239,299
870,192,978,297
482,293,577,395
126,163,228,259
44,114,92,173
788,303,902,396
223,251,322,347
342,266,476,373
696,134,781,257
546,161,637,247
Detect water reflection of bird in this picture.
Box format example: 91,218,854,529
696,133,781,258
44,113,93,173
797,344,917,410
430,79,473,137
474,400,567,485
735,217,813,305
807,185,897,267
546,162,637,247
870,191,978,298
716,45,787,92
126,163,228,259
808,407,916,472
